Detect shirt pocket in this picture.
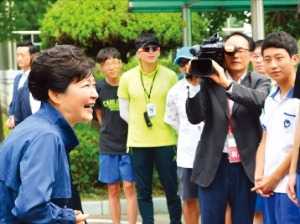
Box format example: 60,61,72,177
282,112,296,134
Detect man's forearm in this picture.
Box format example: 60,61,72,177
290,110,300,174
255,132,266,180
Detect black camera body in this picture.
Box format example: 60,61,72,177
189,33,225,78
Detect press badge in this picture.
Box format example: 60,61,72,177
227,133,241,163
146,103,156,118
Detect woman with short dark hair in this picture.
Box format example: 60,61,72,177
0,45,98,223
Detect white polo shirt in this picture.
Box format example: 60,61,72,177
164,78,203,168
261,86,300,193
18,70,41,114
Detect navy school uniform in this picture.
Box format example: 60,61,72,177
0,102,78,223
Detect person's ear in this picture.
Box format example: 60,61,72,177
48,89,63,106
98,63,104,73
136,50,141,59
291,54,300,66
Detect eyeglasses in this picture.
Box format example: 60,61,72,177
178,58,190,67
225,47,249,56
252,54,263,60
101,58,121,67
142,46,160,52
224,45,249,56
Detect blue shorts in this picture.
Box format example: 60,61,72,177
98,154,135,184
255,194,264,213
263,193,300,224
297,172,300,201
177,167,198,200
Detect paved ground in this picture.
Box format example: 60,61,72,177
83,198,171,224
86,214,170,224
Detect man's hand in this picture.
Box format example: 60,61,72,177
6,116,15,129
75,210,89,224
252,177,273,197
251,175,279,197
287,173,299,205
209,60,231,89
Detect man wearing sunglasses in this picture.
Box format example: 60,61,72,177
186,32,271,224
118,32,181,224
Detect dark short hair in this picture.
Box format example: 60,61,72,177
96,47,121,64
261,31,298,56
254,40,264,49
17,40,40,54
224,32,255,51
135,32,160,50
29,45,95,101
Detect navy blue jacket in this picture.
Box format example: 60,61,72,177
0,102,78,223
8,73,32,126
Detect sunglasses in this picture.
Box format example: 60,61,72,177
142,45,160,52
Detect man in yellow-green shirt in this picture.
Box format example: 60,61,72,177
118,32,182,224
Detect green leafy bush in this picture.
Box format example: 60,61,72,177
70,122,100,194
40,0,209,59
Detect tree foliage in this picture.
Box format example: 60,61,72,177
40,0,210,59
265,11,300,38
0,0,55,41
203,10,247,36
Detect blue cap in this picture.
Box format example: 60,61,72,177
174,47,194,65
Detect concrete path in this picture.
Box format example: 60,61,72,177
82,197,170,224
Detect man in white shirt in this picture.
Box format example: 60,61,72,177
165,47,202,224
253,31,300,224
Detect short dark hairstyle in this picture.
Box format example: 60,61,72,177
96,47,121,64
29,45,95,101
254,40,264,49
224,32,255,51
135,32,160,50
17,40,40,54
261,31,298,56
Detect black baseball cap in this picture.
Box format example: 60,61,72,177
135,32,160,50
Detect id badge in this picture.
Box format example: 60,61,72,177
146,103,156,118
227,134,241,163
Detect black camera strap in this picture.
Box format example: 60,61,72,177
140,70,158,103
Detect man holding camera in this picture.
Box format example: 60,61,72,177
186,32,271,224
118,32,181,224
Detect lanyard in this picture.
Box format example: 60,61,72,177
140,70,158,102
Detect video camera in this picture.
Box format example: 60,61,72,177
188,33,236,77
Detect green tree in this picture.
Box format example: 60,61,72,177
40,0,209,59
265,11,300,38
0,0,56,41
203,10,247,36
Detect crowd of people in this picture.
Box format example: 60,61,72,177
0,30,300,224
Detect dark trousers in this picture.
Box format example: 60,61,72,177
198,154,256,224
130,146,182,224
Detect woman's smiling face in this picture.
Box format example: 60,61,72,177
53,74,98,126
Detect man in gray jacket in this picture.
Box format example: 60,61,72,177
186,32,271,224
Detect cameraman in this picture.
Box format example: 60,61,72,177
186,32,271,224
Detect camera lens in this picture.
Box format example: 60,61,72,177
189,59,213,77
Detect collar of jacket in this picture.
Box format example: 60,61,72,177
38,102,79,152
